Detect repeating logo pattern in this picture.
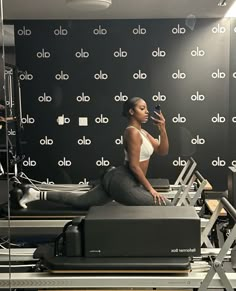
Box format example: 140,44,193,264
12,18,235,189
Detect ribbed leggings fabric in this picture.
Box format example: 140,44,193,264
47,165,171,210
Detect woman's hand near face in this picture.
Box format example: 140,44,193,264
150,111,166,131
147,110,169,155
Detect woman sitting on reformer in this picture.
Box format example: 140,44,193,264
17,97,171,209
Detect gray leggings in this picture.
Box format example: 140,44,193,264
47,165,171,210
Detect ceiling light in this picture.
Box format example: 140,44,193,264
225,0,236,17
66,0,112,11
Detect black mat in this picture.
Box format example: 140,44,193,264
0,200,87,218
34,243,191,273
44,256,191,273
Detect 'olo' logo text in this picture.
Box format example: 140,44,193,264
114,48,128,58
75,49,89,58
36,49,51,58
38,93,52,102
133,70,147,79
191,91,205,101
173,158,187,166
40,136,54,145
19,71,33,81
76,93,90,102
93,25,107,35
77,136,92,145
55,70,69,80
17,26,32,36
21,115,35,124
211,114,226,123
54,26,68,35
212,157,226,167
152,47,166,57
96,157,110,166
172,70,186,79
152,92,167,101
212,24,226,34
23,157,37,167
133,25,147,34
94,70,108,80
114,92,128,102
95,114,109,124
58,157,72,167
172,24,186,34
191,47,205,57
172,114,186,123
191,135,206,144
211,69,226,79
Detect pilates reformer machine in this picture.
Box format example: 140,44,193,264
0,196,236,290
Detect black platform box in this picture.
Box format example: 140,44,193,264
84,205,200,257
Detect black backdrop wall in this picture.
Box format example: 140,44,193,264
11,17,236,190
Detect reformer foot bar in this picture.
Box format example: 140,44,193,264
171,156,197,189
171,170,209,207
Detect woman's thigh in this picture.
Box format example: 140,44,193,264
104,166,170,206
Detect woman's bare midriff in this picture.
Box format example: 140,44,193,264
125,160,150,176
140,159,149,176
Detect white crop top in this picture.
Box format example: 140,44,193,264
124,126,154,162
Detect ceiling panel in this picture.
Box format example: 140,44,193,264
2,0,235,20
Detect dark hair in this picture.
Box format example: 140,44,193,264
122,97,142,117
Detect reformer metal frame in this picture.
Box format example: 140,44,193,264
1,198,236,290
172,157,197,188
0,247,231,289
3,64,24,177
171,170,208,207
199,196,236,291
0,270,236,289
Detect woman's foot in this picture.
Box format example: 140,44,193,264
19,185,41,209
17,184,48,209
